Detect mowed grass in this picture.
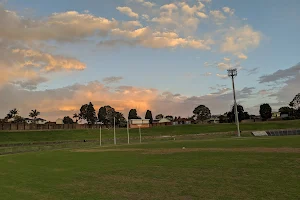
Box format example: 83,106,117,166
0,136,299,200
1,120,300,144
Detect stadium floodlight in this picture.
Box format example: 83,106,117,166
227,68,241,137
114,117,116,145
127,118,130,144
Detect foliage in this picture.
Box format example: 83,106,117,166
29,109,41,123
230,104,245,122
155,114,164,120
244,112,250,120
290,93,300,109
128,109,141,119
259,103,272,121
79,102,97,124
279,107,293,116
73,113,79,123
63,116,74,124
145,110,153,124
114,112,127,127
9,108,19,118
193,105,211,123
218,115,228,123
98,105,115,126
165,115,174,121
13,116,25,123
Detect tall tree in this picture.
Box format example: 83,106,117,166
114,112,127,127
165,115,174,121
193,105,211,123
230,104,245,122
128,109,141,119
155,114,164,120
29,109,40,123
73,113,79,123
98,105,116,126
14,116,25,123
290,93,300,109
145,110,153,124
63,116,74,124
9,108,19,118
244,112,250,120
79,102,97,124
260,103,272,121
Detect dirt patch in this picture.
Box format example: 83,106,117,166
72,147,300,154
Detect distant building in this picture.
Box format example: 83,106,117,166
173,118,192,125
158,118,171,123
272,112,281,119
78,119,88,125
56,118,64,125
207,117,220,124
24,118,47,124
129,119,150,128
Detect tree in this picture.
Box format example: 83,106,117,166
218,115,228,123
244,112,250,120
279,107,294,116
193,105,211,123
73,113,79,123
165,115,174,121
155,114,164,120
128,109,141,119
230,104,245,122
290,93,300,109
63,116,74,124
145,110,153,124
29,109,40,123
98,105,116,126
115,112,127,127
9,108,19,118
14,116,25,123
260,103,272,121
79,102,97,124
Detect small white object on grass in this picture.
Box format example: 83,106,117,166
182,147,185,150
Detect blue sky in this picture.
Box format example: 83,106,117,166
0,0,300,119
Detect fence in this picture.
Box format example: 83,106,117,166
0,123,106,131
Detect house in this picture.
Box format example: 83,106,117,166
24,118,33,124
173,118,192,125
159,118,171,123
78,119,88,125
56,118,64,125
272,112,281,119
35,118,48,124
129,119,150,128
207,117,220,124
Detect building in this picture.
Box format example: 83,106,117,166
173,118,192,125
129,119,150,128
272,112,281,119
158,118,171,123
56,118,64,125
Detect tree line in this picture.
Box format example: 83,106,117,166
2,93,300,125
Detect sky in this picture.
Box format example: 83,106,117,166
0,0,300,120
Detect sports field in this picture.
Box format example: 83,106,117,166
0,135,299,200
1,120,300,144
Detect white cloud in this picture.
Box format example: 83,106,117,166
220,25,262,54
222,7,235,16
217,62,231,70
235,52,248,60
224,57,231,62
210,10,226,21
197,12,208,18
160,3,178,11
216,74,228,79
116,6,139,18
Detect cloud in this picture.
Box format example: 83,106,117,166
217,62,231,70
223,57,231,62
0,7,118,42
245,67,259,75
202,72,212,76
220,25,262,54
197,12,208,18
222,7,235,16
102,76,124,84
117,6,139,18
216,74,228,79
259,63,300,83
235,52,248,60
122,20,142,29
11,76,48,90
210,10,226,23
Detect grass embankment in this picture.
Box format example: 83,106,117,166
0,120,299,144
0,136,299,200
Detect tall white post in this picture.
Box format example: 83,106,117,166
114,117,116,145
127,118,130,144
99,125,102,146
231,76,241,137
139,126,142,143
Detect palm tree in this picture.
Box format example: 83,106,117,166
29,109,40,123
9,108,19,118
73,113,79,123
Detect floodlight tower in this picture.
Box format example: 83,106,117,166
227,68,241,137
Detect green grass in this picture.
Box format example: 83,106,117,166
0,120,300,144
0,136,299,200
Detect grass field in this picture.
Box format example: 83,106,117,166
1,120,300,144
0,136,299,200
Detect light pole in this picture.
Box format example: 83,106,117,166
113,117,116,145
227,68,241,137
